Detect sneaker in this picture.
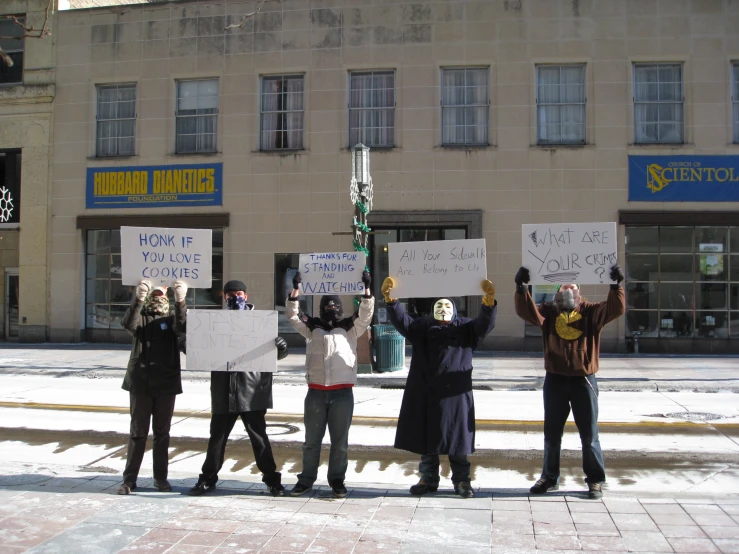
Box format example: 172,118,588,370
530,478,559,494
588,482,603,499
188,481,216,496
330,480,347,498
290,483,313,496
453,481,475,498
117,482,136,495
409,480,438,496
153,479,172,492
269,484,286,497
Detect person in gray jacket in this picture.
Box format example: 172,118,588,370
189,280,289,497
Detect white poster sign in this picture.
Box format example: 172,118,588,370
522,222,618,285
121,226,212,288
388,239,487,298
298,251,366,295
185,309,278,372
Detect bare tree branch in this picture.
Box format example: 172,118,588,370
224,0,269,31
0,0,54,67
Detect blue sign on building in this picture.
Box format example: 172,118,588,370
629,156,739,202
86,163,223,208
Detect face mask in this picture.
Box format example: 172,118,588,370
557,289,580,311
145,294,170,316
320,299,343,325
433,299,454,323
226,296,247,311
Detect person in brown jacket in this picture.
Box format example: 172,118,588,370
514,264,625,499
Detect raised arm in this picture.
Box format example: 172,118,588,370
382,277,417,339
472,279,498,338
349,270,375,339
513,267,546,327
172,280,188,335
591,265,626,329
121,280,150,335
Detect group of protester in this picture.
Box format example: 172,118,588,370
117,263,625,501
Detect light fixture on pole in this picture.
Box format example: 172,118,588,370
350,143,373,257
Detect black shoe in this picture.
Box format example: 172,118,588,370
188,481,216,496
269,484,286,497
409,480,438,495
454,481,475,498
330,479,347,498
530,477,559,494
290,483,312,496
117,482,136,495
588,482,603,499
153,479,172,492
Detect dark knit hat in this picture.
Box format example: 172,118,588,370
223,280,247,293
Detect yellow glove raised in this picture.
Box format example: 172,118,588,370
481,279,496,307
381,277,397,303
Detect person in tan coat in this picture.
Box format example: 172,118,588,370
514,264,625,499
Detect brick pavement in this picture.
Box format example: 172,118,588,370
1,475,738,553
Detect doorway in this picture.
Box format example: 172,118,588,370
5,268,18,340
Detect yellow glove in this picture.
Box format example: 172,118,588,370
481,279,496,307
381,277,397,303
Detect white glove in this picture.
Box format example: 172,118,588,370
173,280,188,303
136,280,152,302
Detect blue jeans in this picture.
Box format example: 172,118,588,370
542,372,606,484
419,454,471,485
297,387,354,486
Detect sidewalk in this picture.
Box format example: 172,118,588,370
1,343,739,391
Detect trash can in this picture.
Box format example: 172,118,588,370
373,324,405,372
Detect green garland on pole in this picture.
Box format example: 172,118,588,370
353,198,370,308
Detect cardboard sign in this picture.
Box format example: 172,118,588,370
522,222,618,285
185,309,278,372
388,239,487,298
121,226,212,288
298,252,366,295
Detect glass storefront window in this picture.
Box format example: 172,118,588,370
626,282,657,310
660,226,693,253
625,254,658,281
274,253,312,333
625,227,658,253
660,254,693,281
626,310,659,337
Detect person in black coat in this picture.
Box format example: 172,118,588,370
189,280,289,497
381,278,497,498
118,279,187,495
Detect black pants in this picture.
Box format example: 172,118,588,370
199,411,281,487
541,372,606,484
122,392,177,486
419,454,471,485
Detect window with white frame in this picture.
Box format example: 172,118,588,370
0,16,24,85
261,75,304,151
96,84,136,157
441,67,489,146
733,63,739,143
633,63,683,144
536,64,586,145
349,71,395,148
176,79,219,154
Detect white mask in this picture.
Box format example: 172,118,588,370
560,289,576,310
433,299,454,322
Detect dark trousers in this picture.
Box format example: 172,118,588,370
419,454,471,485
122,392,177,486
541,372,606,484
199,410,280,487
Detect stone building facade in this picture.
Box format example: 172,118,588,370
50,0,739,353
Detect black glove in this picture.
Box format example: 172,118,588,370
292,272,302,290
275,336,288,360
362,270,371,288
609,264,624,288
514,267,530,292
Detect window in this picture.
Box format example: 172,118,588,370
176,79,219,154
733,63,739,143
96,84,136,157
536,64,586,145
624,225,739,339
85,228,223,331
274,254,313,333
0,16,24,85
633,63,683,144
261,75,304,151
349,71,395,148
441,67,489,146
0,150,20,225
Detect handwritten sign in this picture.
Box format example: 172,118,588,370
298,252,366,295
121,226,212,288
388,239,487,298
185,309,278,372
522,222,618,285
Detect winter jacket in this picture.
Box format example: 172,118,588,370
209,302,288,414
387,299,497,456
514,286,625,376
285,296,375,387
121,296,187,397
